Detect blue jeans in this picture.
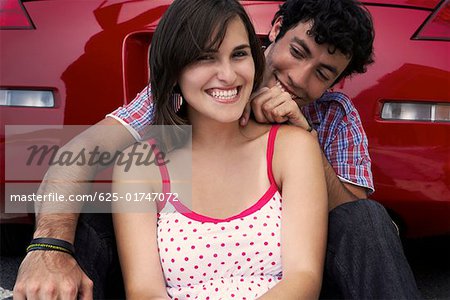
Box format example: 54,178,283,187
74,213,124,299
74,199,420,299
320,199,421,299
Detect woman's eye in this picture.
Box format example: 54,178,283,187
233,50,249,58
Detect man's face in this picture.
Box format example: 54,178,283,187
263,19,351,107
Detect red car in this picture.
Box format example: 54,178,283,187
1,0,449,238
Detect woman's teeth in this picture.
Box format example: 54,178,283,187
211,88,238,100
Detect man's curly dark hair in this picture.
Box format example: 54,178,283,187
272,0,375,83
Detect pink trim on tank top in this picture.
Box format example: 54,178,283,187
156,124,281,223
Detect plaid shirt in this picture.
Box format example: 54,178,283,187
301,91,374,193
108,87,374,193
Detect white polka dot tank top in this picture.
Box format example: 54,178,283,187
157,125,283,300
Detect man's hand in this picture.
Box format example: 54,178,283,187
240,86,311,130
14,251,93,300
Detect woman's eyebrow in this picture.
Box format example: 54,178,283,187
234,44,251,50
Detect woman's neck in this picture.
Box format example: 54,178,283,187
188,113,245,151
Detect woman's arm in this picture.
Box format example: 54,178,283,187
259,126,328,299
112,143,170,300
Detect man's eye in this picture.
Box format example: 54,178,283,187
290,46,305,59
317,70,330,82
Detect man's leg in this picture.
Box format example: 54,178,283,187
74,213,124,299
320,199,421,299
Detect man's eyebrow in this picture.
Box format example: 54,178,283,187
292,37,339,76
292,37,312,57
320,63,338,76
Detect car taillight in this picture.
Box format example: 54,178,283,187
413,0,450,40
381,101,450,122
0,89,54,107
0,0,34,29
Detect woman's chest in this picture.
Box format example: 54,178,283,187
156,195,283,283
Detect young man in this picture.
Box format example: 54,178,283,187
14,0,420,299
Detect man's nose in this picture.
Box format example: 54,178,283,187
217,60,237,84
289,64,311,90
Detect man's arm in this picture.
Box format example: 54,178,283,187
32,117,137,237
319,143,367,210
14,117,137,300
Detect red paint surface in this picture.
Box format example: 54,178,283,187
1,0,449,237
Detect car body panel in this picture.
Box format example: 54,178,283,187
1,0,449,237
332,4,450,237
362,0,440,9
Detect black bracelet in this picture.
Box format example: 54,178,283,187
27,237,75,257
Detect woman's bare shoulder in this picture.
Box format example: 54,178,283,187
271,125,322,184
275,125,318,149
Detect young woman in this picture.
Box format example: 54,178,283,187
112,0,327,299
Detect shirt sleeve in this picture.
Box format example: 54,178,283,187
312,92,374,194
324,108,375,194
106,85,155,141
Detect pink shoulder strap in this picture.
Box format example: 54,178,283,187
266,125,281,186
147,139,171,212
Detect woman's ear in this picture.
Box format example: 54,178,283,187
268,17,283,42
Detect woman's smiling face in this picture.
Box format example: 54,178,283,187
178,17,255,124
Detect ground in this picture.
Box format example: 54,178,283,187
1,235,449,299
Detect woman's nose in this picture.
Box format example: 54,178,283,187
216,61,237,84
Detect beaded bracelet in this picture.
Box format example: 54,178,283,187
26,237,75,257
